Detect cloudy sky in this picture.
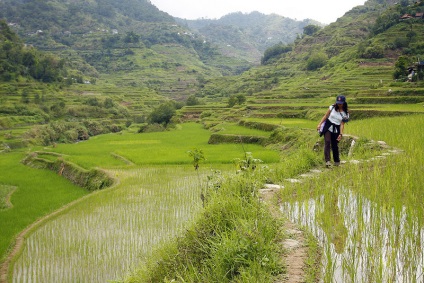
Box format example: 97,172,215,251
149,0,367,24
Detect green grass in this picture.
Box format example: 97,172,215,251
243,117,318,129
47,123,281,168
0,152,88,263
125,172,283,283
0,185,16,210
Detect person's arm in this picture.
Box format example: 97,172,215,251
317,109,331,131
337,121,345,141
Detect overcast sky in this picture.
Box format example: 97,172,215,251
149,0,367,24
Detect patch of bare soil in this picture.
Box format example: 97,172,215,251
260,187,308,283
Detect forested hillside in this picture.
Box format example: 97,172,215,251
0,21,67,83
1,0,423,148
177,12,320,63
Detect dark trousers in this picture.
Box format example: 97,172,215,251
324,131,340,162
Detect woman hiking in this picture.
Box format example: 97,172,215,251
317,95,349,167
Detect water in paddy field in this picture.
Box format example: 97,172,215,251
280,187,424,283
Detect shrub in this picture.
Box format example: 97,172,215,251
361,45,384,59
148,102,176,125
186,95,200,106
138,123,165,133
306,52,328,70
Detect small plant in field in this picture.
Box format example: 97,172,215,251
187,148,205,171
233,152,263,172
188,148,206,205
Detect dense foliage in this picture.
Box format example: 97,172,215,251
0,21,65,82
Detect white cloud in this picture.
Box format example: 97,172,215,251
150,0,366,24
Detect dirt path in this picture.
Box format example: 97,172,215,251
260,186,308,283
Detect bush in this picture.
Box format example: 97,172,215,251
148,102,176,125
138,123,165,133
306,52,328,70
361,45,384,59
186,95,200,106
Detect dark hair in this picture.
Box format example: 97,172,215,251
333,102,348,114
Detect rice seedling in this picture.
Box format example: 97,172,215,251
124,171,283,283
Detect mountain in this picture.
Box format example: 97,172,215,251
177,12,321,64
0,0,253,98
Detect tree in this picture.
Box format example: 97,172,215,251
21,90,30,104
303,25,321,36
236,94,246,105
148,102,176,125
186,95,199,106
124,31,140,43
104,98,114,108
306,52,328,70
261,44,292,65
227,94,246,107
227,96,238,107
393,55,410,79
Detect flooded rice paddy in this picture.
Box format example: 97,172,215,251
281,187,424,282
12,167,203,282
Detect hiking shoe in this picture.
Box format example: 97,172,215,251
326,161,332,167
334,162,340,166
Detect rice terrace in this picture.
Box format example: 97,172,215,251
1,0,424,282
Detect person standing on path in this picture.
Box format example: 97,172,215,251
317,95,349,167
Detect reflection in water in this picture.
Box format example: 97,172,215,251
280,188,424,283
